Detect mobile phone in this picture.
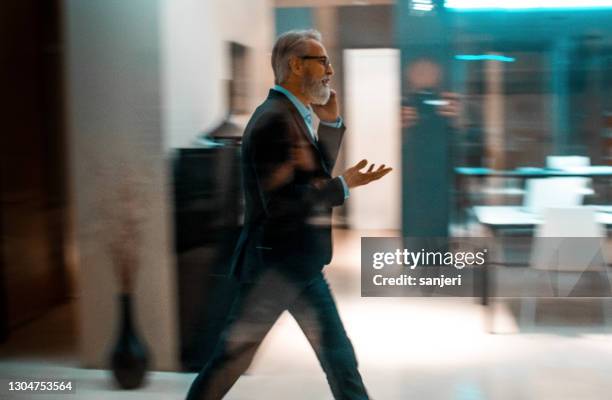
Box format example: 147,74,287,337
414,90,448,107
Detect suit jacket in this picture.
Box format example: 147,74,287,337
229,89,346,282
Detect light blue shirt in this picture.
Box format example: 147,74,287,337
272,85,349,199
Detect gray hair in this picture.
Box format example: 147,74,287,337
272,29,322,85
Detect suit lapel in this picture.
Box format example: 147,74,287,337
289,108,333,175
269,90,331,175
289,106,317,147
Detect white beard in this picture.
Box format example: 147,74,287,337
303,74,330,105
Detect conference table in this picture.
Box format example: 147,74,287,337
455,167,612,330
472,205,612,312
474,206,612,333
473,205,612,230
470,204,612,333
454,166,612,223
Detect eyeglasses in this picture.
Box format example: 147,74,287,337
300,55,332,69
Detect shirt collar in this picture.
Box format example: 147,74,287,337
272,85,312,124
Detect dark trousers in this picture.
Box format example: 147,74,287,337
185,270,369,400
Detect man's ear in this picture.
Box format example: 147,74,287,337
289,55,304,77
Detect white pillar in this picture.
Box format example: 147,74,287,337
344,49,401,230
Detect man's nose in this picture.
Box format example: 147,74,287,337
326,63,334,76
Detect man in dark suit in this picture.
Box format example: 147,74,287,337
186,29,391,400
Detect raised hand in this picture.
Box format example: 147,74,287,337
342,159,392,189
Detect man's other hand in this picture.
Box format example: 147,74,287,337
401,106,418,129
312,89,339,123
343,159,392,189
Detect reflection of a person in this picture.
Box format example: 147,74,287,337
401,58,461,129
185,29,391,400
400,58,464,237
401,58,484,167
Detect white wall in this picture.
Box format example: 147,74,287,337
65,0,275,370
161,0,274,149
344,49,402,230
64,0,179,369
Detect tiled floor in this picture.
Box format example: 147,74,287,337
2,229,612,399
